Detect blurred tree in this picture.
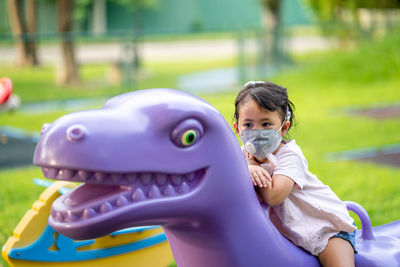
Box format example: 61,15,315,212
6,0,39,67
112,0,159,74
260,0,283,66
55,0,158,86
308,0,400,20
57,0,80,86
112,0,158,13
307,0,400,39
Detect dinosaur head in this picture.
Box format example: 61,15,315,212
34,89,256,240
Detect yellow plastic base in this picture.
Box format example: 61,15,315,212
2,181,174,267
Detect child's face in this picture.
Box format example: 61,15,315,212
234,97,289,136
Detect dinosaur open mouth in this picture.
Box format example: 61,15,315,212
42,167,206,224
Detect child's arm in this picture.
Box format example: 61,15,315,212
258,174,294,206
246,157,272,188
246,157,259,166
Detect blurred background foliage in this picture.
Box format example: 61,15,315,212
307,0,400,40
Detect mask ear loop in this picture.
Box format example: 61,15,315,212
278,108,291,133
268,108,290,168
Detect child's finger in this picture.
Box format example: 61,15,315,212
256,169,268,187
257,170,267,187
261,169,272,182
255,173,265,188
252,173,263,188
255,171,265,187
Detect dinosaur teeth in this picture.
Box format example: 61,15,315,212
170,174,182,186
55,212,64,222
59,169,75,179
179,182,190,194
94,172,107,182
111,173,122,184
148,185,161,199
44,167,203,190
65,212,78,222
78,170,91,181
141,173,152,186
50,169,209,226
46,167,59,179
100,202,113,213
163,184,176,196
48,168,206,222
186,172,196,182
42,167,49,177
132,188,146,201
126,173,137,184
116,196,128,207
155,173,167,186
82,208,96,219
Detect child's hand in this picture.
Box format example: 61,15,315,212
248,165,272,188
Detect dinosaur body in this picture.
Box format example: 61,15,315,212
34,89,400,267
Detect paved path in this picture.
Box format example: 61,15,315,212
0,36,334,65
0,35,335,94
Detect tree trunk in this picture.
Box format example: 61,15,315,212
92,0,106,36
25,0,39,65
7,0,38,67
261,0,282,66
57,0,80,86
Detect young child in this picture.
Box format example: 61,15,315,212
233,81,357,267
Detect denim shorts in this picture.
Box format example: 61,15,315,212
333,227,358,254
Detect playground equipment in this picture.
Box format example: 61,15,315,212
0,77,12,104
2,179,173,267
5,89,400,266
0,77,20,112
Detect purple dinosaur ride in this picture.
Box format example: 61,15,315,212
33,89,400,267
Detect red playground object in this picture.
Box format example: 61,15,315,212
0,77,13,104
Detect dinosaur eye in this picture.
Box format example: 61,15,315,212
171,119,203,148
181,129,197,146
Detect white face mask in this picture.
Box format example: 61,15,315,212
239,110,290,161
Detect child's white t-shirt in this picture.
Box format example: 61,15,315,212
245,140,356,256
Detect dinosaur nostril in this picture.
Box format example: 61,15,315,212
41,123,51,135
66,125,86,142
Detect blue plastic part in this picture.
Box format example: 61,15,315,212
58,187,72,195
0,126,40,142
28,178,163,260
111,225,159,236
33,178,73,194
33,178,53,188
8,225,167,262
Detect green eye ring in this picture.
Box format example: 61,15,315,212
181,130,197,146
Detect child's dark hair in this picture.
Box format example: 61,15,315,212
234,81,295,131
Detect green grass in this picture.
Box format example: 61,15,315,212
0,167,45,244
1,31,400,265
0,64,122,102
267,31,400,225
0,57,236,103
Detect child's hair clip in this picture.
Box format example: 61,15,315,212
244,81,265,87
286,109,291,121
